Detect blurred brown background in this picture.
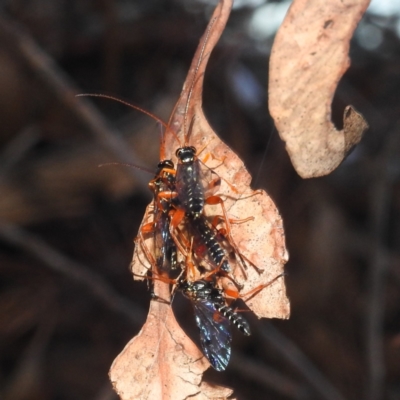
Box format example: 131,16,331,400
0,1,399,399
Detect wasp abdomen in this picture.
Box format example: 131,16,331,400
192,216,226,264
176,146,205,216
216,304,251,336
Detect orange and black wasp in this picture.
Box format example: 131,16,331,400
179,276,250,371
136,240,283,372
138,159,179,276
78,93,242,287
135,238,251,371
180,270,285,371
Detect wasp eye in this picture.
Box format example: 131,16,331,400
190,146,196,154
176,148,182,157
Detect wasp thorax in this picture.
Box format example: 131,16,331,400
155,159,174,178
158,159,174,169
179,281,194,297
176,146,196,164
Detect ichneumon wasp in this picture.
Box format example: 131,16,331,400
134,237,250,371
79,14,263,283
178,276,250,371
80,10,283,374
137,156,246,290
135,239,284,371
137,159,180,280
179,270,285,371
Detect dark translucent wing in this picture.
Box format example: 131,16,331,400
175,148,221,215
198,160,221,198
192,299,231,371
153,172,177,273
154,210,174,272
175,159,220,200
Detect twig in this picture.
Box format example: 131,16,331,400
365,121,400,400
2,313,55,399
259,321,347,400
0,221,146,325
0,125,40,176
342,229,400,284
0,15,151,193
95,382,119,400
99,0,122,94
230,352,310,399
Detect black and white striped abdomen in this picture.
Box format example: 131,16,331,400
194,217,224,260
185,174,204,215
216,303,251,336
176,161,205,216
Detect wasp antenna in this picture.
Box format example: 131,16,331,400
186,115,197,145
165,98,183,150
98,162,154,175
159,123,167,160
77,93,181,145
77,93,168,128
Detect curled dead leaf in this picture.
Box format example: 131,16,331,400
109,279,220,400
114,0,289,398
162,0,289,320
269,0,370,178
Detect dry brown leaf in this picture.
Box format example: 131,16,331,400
269,0,370,178
109,282,233,400
194,382,234,400
109,279,225,400
161,0,289,320
113,0,289,398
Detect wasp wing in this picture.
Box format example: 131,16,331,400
192,299,231,371
154,210,177,272
198,160,221,198
175,157,221,215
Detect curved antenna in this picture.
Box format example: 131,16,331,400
182,17,217,146
98,162,154,175
165,93,183,150
76,93,181,145
159,124,167,161
186,116,196,144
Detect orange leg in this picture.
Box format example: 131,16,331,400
132,269,176,285
210,214,254,230
183,238,201,281
170,210,245,289
159,167,176,178
135,218,157,271
222,273,285,303
201,152,226,167
156,190,178,209
191,254,243,290
196,138,214,159
195,137,225,166
131,268,180,304
134,206,184,276
205,195,263,276
169,208,188,257
206,176,222,196
133,234,206,300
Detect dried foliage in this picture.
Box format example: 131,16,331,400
113,1,289,398
109,281,220,400
269,0,370,178
1,1,400,400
